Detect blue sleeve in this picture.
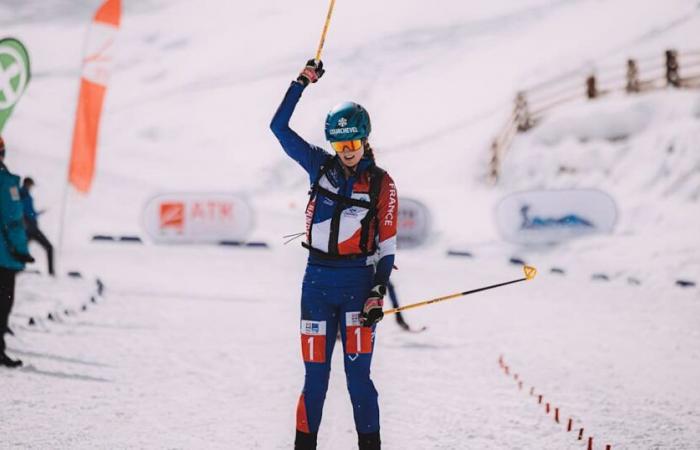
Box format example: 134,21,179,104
20,189,37,224
373,254,394,287
270,81,330,179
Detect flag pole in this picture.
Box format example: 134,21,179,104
56,182,71,265
58,0,121,272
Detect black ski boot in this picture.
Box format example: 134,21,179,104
0,353,23,368
358,431,381,450
294,430,318,450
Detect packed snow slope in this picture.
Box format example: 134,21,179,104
1,0,699,449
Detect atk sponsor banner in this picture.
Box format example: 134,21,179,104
397,197,431,249
495,189,617,245
142,193,254,244
0,37,31,133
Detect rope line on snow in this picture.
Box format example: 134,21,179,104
21,276,106,329
498,355,613,450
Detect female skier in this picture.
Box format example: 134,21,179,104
270,59,398,450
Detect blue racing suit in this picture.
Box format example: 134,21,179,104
271,81,398,436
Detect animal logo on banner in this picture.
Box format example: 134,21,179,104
495,189,617,245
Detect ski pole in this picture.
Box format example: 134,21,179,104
383,265,537,315
315,0,336,62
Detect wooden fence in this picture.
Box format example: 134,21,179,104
488,49,700,183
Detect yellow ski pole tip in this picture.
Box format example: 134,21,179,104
524,265,537,280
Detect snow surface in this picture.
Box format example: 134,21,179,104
1,0,700,449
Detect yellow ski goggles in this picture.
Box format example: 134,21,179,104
330,139,363,153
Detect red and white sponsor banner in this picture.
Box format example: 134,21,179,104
397,197,431,249
495,189,618,245
301,320,326,363
142,193,254,244
345,312,372,354
68,0,121,193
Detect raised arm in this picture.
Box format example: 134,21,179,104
270,60,330,178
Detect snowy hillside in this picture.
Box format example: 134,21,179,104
2,0,700,449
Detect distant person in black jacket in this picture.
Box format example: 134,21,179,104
20,177,54,276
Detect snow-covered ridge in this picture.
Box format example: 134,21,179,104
504,90,700,203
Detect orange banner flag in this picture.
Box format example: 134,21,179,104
68,0,121,193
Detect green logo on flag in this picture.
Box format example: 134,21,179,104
0,37,31,134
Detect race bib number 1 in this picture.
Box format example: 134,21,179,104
345,312,372,354
301,320,327,363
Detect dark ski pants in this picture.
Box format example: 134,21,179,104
296,264,380,435
27,226,54,276
0,267,17,354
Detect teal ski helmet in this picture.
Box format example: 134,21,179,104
324,102,371,142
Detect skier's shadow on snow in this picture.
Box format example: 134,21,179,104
8,347,113,368
387,341,445,350
19,365,112,383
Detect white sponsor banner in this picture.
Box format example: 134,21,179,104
397,197,431,249
142,193,254,244
495,189,617,245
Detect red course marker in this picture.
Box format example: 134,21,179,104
498,355,610,448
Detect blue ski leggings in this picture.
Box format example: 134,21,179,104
296,264,380,435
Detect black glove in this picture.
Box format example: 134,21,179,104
360,284,386,327
297,59,325,86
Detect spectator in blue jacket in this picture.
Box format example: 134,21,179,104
20,177,54,276
0,136,34,368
